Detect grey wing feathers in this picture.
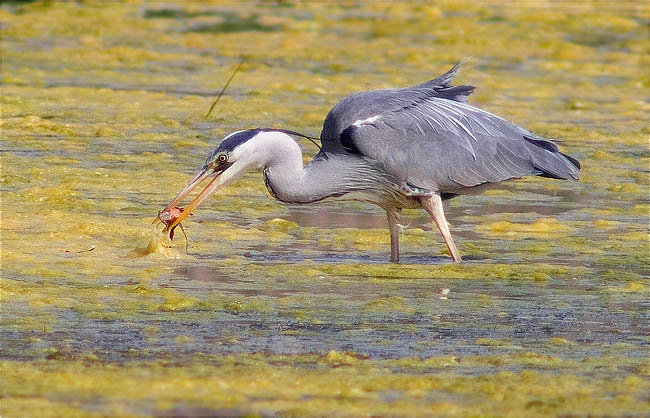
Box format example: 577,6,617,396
410,61,476,103
322,63,580,193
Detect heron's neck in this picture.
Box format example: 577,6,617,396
262,136,380,205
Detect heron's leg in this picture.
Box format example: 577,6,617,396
420,193,462,263
386,210,401,263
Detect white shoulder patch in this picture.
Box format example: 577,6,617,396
352,115,381,127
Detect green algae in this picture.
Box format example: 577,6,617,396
1,1,649,416
2,353,648,417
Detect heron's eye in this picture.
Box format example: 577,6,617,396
217,154,228,163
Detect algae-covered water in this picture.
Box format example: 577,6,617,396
1,1,648,416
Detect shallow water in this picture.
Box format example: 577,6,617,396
1,1,649,416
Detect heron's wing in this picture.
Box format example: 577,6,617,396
320,63,476,147
336,95,580,192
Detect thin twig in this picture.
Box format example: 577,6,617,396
205,59,244,119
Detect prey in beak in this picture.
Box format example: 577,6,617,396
157,158,233,235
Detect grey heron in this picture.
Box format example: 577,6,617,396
160,63,580,263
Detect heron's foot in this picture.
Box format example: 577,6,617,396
401,182,431,197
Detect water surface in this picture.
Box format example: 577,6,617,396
1,1,648,416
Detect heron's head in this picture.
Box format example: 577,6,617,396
160,129,296,231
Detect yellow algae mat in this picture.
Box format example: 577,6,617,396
1,1,648,416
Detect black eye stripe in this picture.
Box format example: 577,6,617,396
216,129,262,153
215,128,319,156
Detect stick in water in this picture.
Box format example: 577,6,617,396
205,59,244,119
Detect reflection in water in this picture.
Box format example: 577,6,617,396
174,265,247,283
283,206,396,229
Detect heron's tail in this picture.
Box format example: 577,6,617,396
523,134,580,180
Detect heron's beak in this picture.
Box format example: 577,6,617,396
161,164,229,232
